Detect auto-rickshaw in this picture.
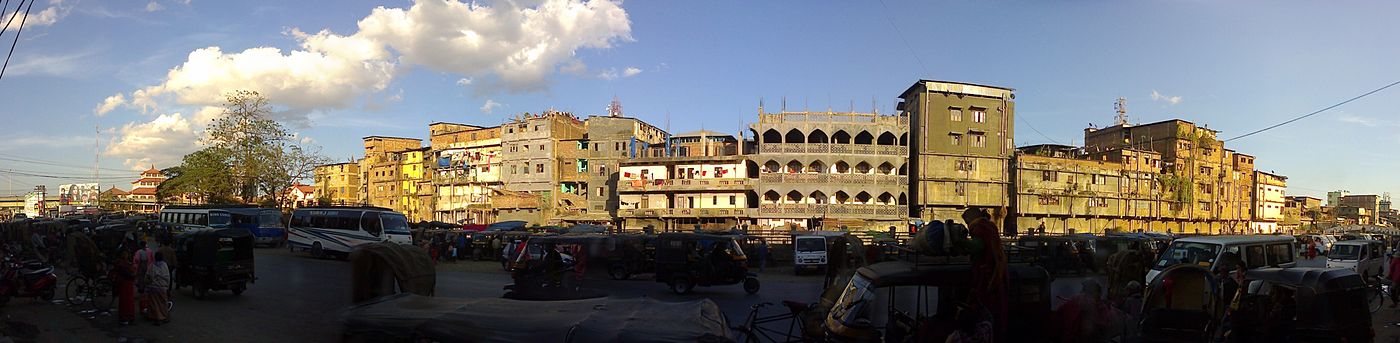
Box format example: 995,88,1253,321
173,228,255,299
653,232,759,294
1227,268,1371,342
823,260,1052,342
604,234,655,280
502,234,606,301
1140,264,1224,343
1014,234,1097,275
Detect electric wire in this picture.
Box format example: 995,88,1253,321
1224,79,1400,142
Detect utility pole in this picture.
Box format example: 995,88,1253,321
95,123,100,208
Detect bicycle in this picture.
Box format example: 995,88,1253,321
731,301,811,343
1368,277,1391,313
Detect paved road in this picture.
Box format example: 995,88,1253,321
5,248,824,342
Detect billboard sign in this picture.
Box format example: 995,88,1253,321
59,183,100,206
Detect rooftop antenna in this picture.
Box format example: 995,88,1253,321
94,123,100,207
1114,97,1129,126
872,96,878,115
758,98,765,114
781,97,787,112
607,96,623,117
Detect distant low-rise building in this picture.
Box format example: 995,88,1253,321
313,162,362,206
1251,171,1287,234
286,183,316,208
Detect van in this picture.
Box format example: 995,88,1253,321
1147,235,1297,283
791,231,848,275
1326,239,1384,278
287,206,414,259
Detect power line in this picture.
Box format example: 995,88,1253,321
875,0,929,76
1224,79,1400,142
0,0,32,81
0,0,20,33
1017,115,1061,145
0,153,132,173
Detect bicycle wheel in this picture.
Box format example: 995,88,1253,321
1369,286,1385,313
64,276,89,306
88,278,116,313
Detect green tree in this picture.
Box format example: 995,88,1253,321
171,90,329,210
159,148,240,204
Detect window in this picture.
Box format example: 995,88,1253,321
955,183,967,196
511,165,518,174
539,144,545,151
598,166,607,176
729,195,736,205
1038,196,1060,205
712,196,718,205
361,212,383,236
949,108,963,122
972,109,986,123
536,164,544,173
596,187,604,197
533,125,541,131
1089,198,1108,207
594,143,599,151
949,134,961,146
1199,202,1210,211
972,134,986,148
1245,245,1267,269
1041,171,1057,182
955,160,975,172
522,163,530,174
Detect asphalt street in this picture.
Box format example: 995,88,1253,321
4,248,825,342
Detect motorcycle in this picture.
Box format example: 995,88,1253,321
0,256,58,305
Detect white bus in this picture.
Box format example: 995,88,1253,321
159,206,233,232
287,206,413,259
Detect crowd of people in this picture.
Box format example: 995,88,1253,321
2,217,177,327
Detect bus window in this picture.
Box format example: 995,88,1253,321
196,213,209,226
1266,243,1293,266
361,212,383,236
291,212,312,227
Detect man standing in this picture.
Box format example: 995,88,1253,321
960,208,1008,342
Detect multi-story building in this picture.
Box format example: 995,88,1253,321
898,80,1014,228
1083,119,1252,234
575,115,667,224
617,130,755,234
428,122,503,224
396,147,430,222
748,110,909,236
1251,171,1287,233
1282,195,1322,232
498,111,587,224
1339,194,1381,225
1010,144,1171,234
363,136,422,218
313,162,362,205
1327,190,1350,207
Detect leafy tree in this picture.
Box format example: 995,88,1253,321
158,148,240,204
170,90,329,210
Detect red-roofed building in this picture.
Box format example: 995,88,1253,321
286,183,316,209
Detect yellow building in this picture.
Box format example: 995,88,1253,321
364,136,423,219
313,162,362,206
397,147,430,222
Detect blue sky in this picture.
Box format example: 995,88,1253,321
0,0,1396,199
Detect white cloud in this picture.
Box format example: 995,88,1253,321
621,66,641,77
596,69,618,80
4,49,92,77
94,94,126,116
596,66,640,80
145,1,164,12
4,0,73,32
1337,112,1396,128
1150,90,1182,105
480,99,502,114
456,77,473,86
353,0,632,91
104,0,633,165
559,60,588,75
104,113,201,169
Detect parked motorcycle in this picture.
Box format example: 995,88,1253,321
0,256,58,305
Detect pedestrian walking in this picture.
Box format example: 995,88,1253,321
1388,252,1400,307
756,240,769,272
146,252,171,325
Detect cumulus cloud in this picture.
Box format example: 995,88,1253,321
4,0,72,32
94,94,126,116
622,66,641,77
559,60,588,75
103,0,633,167
480,99,502,114
1150,90,1182,105
596,66,641,80
105,113,200,169
145,1,164,12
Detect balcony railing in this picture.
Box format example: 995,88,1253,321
757,143,907,156
756,203,907,219
618,178,753,192
757,112,909,125
758,173,906,186
433,175,500,185
618,208,754,218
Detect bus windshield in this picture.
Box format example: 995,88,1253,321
1154,241,1221,270
208,212,232,227
382,213,411,234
